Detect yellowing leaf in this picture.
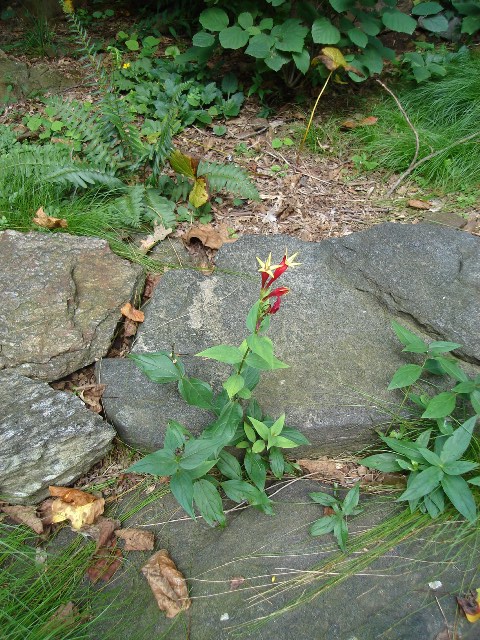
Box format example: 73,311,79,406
49,486,97,506
189,178,209,208
169,150,199,179
51,496,105,530
457,589,480,623
120,302,145,323
33,207,68,229
313,47,364,76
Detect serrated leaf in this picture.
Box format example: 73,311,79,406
269,447,285,479
411,2,443,15
272,19,308,53
193,479,226,526
248,417,270,441
433,356,468,382
292,48,310,73
382,10,417,33
418,447,442,467
329,0,354,11
238,12,253,29
196,345,244,364
223,374,245,399
421,392,457,419
199,7,229,31
348,27,368,48
203,401,243,447
192,31,216,47
441,474,477,521
387,364,423,390
178,377,214,410
443,460,479,475
245,33,275,58
312,18,341,44
126,449,179,476
164,421,190,453
422,14,449,31
398,466,443,502
252,440,266,453
216,450,243,480
244,450,267,489
379,435,424,462
440,416,477,463
179,438,217,470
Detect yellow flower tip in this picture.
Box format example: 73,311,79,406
63,0,74,13
284,250,301,268
122,62,131,69
256,253,279,277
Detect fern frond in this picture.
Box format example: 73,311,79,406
198,160,259,200
46,166,125,189
143,188,177,227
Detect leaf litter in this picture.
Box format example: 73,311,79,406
141,549,191,618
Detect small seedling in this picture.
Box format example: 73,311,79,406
310,483,363,551
271,137,294,149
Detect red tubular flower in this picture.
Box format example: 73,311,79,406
265,286,289,299
268,297,282,315
264,257,288,288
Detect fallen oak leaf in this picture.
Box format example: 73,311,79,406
33,206,68,229
115,528,155,551
120,302,145,323
1,505,43,535
50,489,105,531
408,199,432,210
142,549,191,618
86,542,123,583
49,486,97,506
184,223,236,250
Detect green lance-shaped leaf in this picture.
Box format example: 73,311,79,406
378,435,424,462
269,447,285,479
248,417,270,441
129,352,184,383
421,392,457,419
179,438,218,470
193,479,226,527
333,517,349,551
391,321,428,352
216,450,243,480
440,416,477,463
170,470,195,519
433,356,468,381
126,449,179,476
309,491,338,507
387,364,423,390
342,483,361,516
398,466,443,502
223,373,245,399
441,474,477,522
310,516,335,536
361,453,403,473
244,450,267,490
178,377,214,410
195,345,244,364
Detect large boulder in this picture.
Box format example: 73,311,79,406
0,371,115,504
0,231,143,381
98,223,480,454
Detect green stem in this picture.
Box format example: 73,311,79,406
296,69,333,164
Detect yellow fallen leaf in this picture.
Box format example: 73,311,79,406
189,177,209,208
33,207,68,229
51,497,105,530
49,486,97,506
120,302,145,323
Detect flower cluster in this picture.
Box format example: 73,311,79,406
256,251,300,327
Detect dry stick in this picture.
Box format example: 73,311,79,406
374,78,420,198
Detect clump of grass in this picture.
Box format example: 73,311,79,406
350,50,480,192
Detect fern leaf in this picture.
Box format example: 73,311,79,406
46,167,124,189
143,189,177,228
198,160,259,200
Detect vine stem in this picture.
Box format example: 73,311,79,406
296,70,333,165
374,78,420,198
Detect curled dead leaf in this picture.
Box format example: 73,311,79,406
51,494,105,531
86,543,123,583
33,207,68,229
408,199,432,210
120,302,145,323
77,384,105,414
184,223,237,250
457,589,480,623
115,528,155,551
139,223,173,254
49,486,97,506
80,516,120,550
123,318,138,338
1,504,43,535
142,549,191,618
313,47,364,76
143,273,162,299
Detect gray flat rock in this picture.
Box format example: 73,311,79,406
0,370,115,504
99,224,479,454
74,479,479,640
0,231,143,381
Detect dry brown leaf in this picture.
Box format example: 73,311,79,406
142,549,191,618
229,576,246,591
298,458,347,482
80,517,120,550
1,505,43,534
143,273,162,299
115,528,155,551
184,223,237,250
33,206,68,229
123,318,138,338
78,384,105,414
49,486,97,506
86,543,123,583
361,116,378,125
48,601,78,627
120,302,145,323
51,496,105,530
408,199,432,210
38,498,55,527
139,223,173,254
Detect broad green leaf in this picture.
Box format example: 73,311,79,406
164,421,190,453
462,15,480,35
238,12,253,29
411,2,443,15
433,356,468,381
187,460,218,479
387,364,423,390
265,50,290,71
342,483,361,516
347,27,368,48
242,365,260,391
310,516,335,536
248,417,270,441
203,401,243,447
247,334,274,361
329,0,354,11
221,480,273,514
443,460,479,475
440,416,477,462
379,435,424,462
382,10,417,34
126,449,178,476
391,321,427,351
356,12,381,36
244,422,257,443
125,39,139,51
333,517,348,551
196,345,243,364
216,450,242,480
180,438,218,469
246,301,260,332
427,341,463,355
247,398,263,421
270,414,285,437
192,31,216,47
244,450,267,489
312,18,341,44
245,33,275,58
468,476,480,486
269,447,285,479
129,352,184,383
271,19,308,53
178,377,214,410
441,474,477,521
398,466,443,502
280,426,310,446
360,453,403,472
421,392,457,419
170,471,195,518
423,358,445,375
396,458,415,471
292,49,310,74
424,494,441,518
428,486,445,513
237,387,252,399
422,14,449,31
452,381,475,394
252,440,266,453
268,435,298,449
223,373,245,399
199,7,229,32
219,26,249,49
193,479,226,527
245,351,289,370
169,149,197,178
470,389,480,415
415,429,432,448
309,492,338,507
418,447,442,467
